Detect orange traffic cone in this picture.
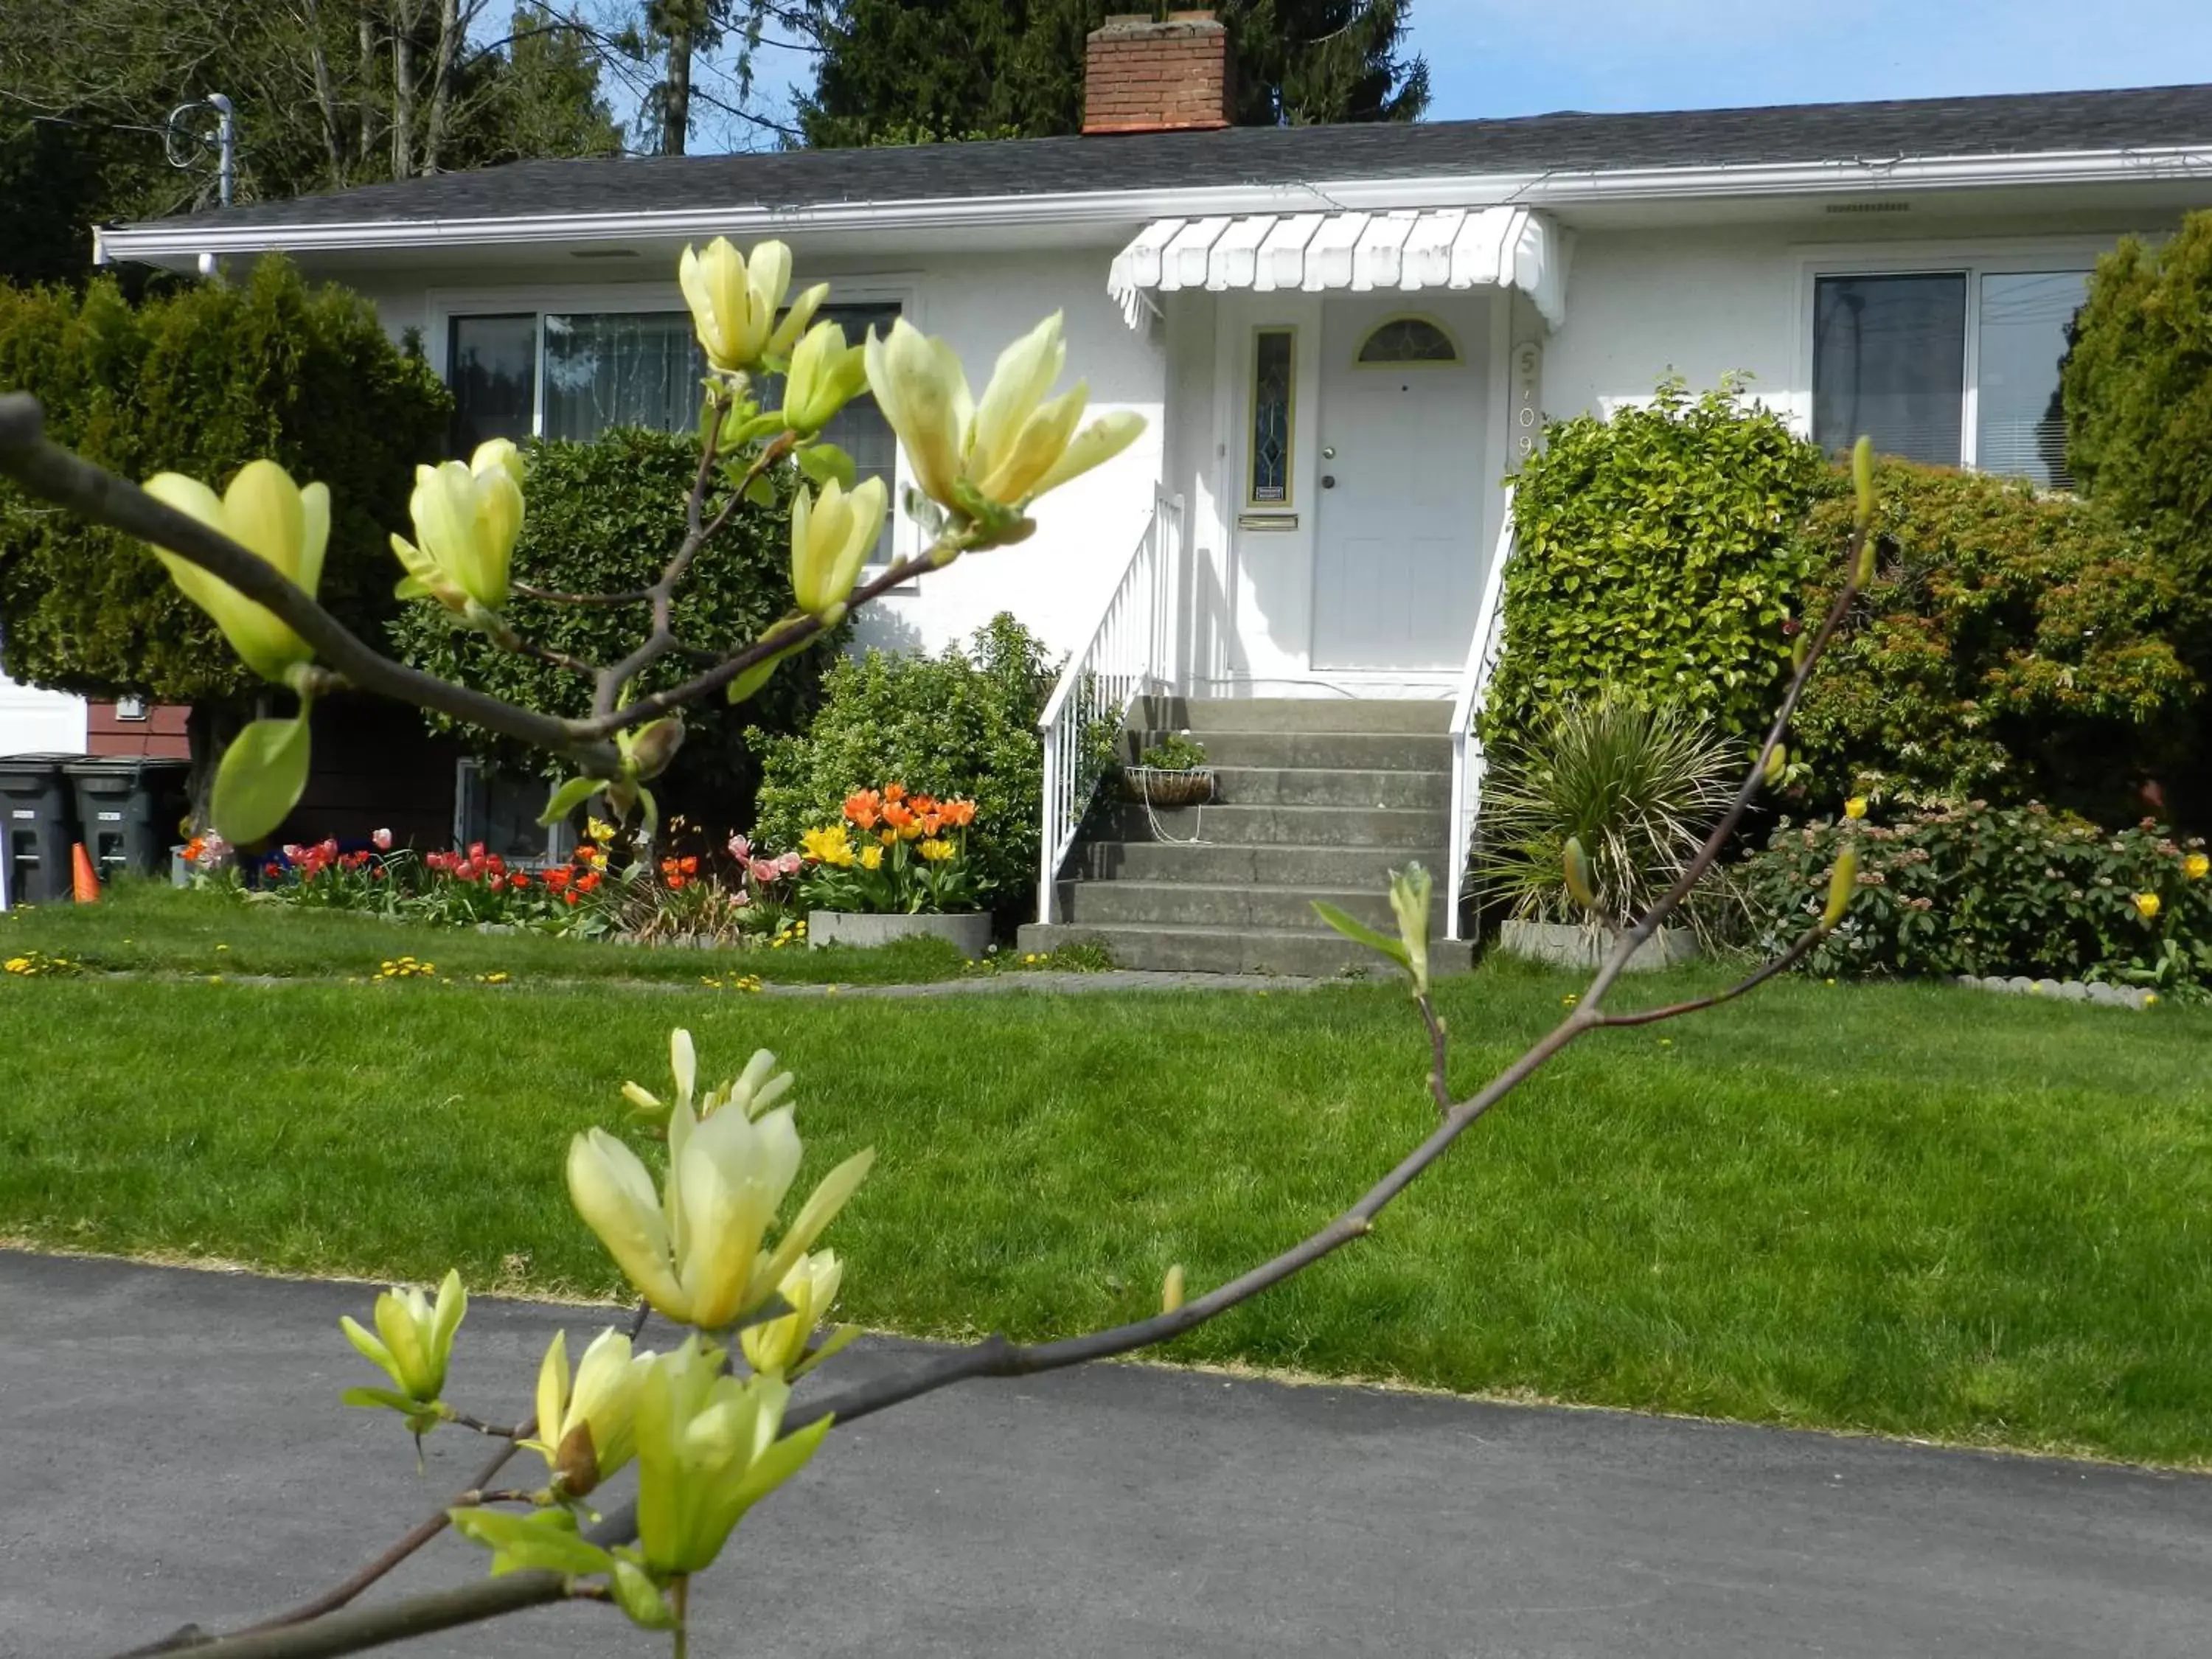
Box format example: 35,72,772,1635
72,844,100,903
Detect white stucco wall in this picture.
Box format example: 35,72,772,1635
0,668,87,756
1540,214,2183,432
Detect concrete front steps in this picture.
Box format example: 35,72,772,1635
1018,696,1472,978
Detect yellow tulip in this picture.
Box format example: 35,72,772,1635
740,1250,848,1378
2183,852,2208,881
678,237,799,375
1843,796,1868,821
527,1326,654,1498
859,843,883,872
790,476,888,618
565,1088,874,1332
2133,891,2162,921
633,1338,832,1579
339,1268,467,1420
391,439,525,613
782,319,869,434
863,313,1145,538
141,460,328,684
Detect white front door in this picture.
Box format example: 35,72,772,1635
1310,300,1488,672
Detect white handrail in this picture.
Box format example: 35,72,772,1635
1036,487,1185,925
1444,504,1516,942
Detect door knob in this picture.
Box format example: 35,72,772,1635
1321,446,1338,460
1321,474,1338,490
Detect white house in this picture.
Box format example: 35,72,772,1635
59,15,2212,967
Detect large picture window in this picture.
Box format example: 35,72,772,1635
1812,265,2090,487
444,298,905,563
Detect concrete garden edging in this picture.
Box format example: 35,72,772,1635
808,910,992,958
1498,919,1700,974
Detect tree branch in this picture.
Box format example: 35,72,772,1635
0,394,624,777
1414,992,1451,1115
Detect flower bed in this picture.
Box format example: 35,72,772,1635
796,784,987,917
1740,800,2212,994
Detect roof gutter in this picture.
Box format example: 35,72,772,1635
96,144,2212,266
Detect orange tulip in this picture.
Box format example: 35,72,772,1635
882,800,914,831
883,782,907,804
843,789,881,830
940,799,976,827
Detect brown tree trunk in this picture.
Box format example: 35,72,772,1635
660,23,691,156
391,14,414,178
418,0,456,174
357,4,378,165
302,0,347,187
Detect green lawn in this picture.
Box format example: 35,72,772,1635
0,880,976,984
3,930,2211,1466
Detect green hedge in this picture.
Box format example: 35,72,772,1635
1741,802,2212,993
387,426,845,823
1788,460,2197,821
748,614,1053,916
1483,380,1832,754
0,258,449,701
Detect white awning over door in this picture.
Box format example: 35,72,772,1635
1107,206,1569,330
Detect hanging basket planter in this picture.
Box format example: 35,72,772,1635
1121,765,1216,808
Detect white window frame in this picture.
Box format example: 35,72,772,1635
1791,237,2110,475
427,273,925,563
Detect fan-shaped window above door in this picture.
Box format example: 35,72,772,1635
1357,316,1459,365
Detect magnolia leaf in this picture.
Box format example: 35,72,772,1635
727,655,782,706
1310,900,1411,970
212,714,313,844
450,1507,614,1579
538,775,602,827
341,1386,423,1413
609,1558,677,1630
743,473,777,509
796,442,856,490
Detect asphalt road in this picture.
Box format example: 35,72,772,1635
4,1253,2209,1658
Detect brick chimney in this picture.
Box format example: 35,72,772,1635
1084,10,1234,136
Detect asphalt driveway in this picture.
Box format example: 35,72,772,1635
4,1253,2208,1658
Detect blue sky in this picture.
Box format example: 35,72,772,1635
1413,0,2212,119
714,1,2212,145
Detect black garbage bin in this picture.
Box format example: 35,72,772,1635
63,757,191,881
1,753,86,905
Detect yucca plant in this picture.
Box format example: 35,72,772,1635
1475,695,1742,942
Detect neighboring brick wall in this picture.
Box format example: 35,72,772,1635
1084,10,1233,135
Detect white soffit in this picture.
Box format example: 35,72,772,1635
1107,206,1570,329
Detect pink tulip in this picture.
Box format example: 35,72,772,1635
728,833,753,861
282,844,304,861
774,851,803,877
372,827,394,851
731,888,752,907
748,857,780,884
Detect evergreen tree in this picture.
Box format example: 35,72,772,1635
796,0,1428,148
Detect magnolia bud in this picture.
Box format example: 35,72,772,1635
1562,837,1598,912
625,717,685,782
1851,435,1875,531
1822,847,1859,931
1763,743,1787,790
1161,1264,1186,1315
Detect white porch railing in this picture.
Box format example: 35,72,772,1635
1036,488,1185,926
1444,506,1517,942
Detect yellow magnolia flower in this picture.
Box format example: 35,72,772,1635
783,319,869,434
863,313,1145,538
1843,796,1868,821
859,843,883,872
634,1338,832,1579
339,1268,467,1423
801,824,856,867
678,237,818,374
917,837,956,863
565,1087,874,1332
790,476,888,619
740,1250,851,1379
526,1326,654,1498
2133,891,2162,920
2185,852,2208,881
625,1030,794,1126
142,460,329,684
391,439,525,613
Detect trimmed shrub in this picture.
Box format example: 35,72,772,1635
1739,802,2212,992
748,614,1054,915
0,258,449,701
387,427,844,825
1482,380,1832,754
1788,459,2197,821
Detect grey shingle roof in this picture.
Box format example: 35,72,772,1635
138,81,2212,231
